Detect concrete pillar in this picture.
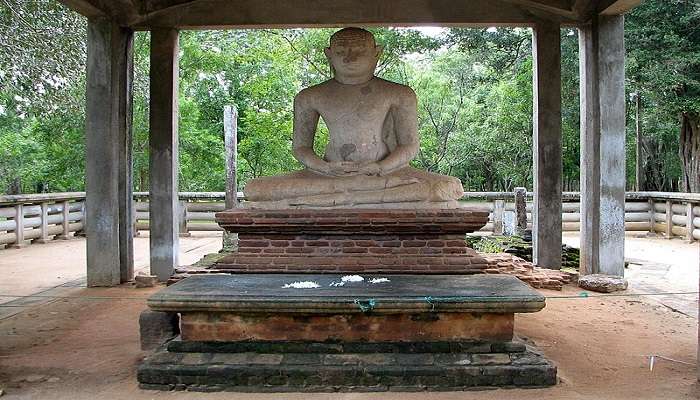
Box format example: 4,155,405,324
578,16,626,277
85,19,134,286
532,20,562,270
149,28,180,282
119,31,135,283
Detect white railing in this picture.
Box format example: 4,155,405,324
1,190,699,248
463,191,700,240
0,193,86,247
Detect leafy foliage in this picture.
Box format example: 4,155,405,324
0,0,696,195
625,0,700,191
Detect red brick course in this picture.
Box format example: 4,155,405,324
481,253,577,290
211,208,490,275
216,209,489,235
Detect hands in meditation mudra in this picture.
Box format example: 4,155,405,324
244,28,464,209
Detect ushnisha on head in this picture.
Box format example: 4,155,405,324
324,27,383,85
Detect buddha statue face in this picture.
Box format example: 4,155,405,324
324,28,383,84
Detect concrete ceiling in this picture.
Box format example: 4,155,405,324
58,0,640,29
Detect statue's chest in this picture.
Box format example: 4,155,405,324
317,90,390,126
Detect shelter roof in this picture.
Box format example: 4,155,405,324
59,0,640,29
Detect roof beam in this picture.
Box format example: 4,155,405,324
503,0,576,19
572,0,597,21
58,0,141,24
137,0,197,14
133,0,577,29
572,0,640,23
57,0,107,19
599,0,642,16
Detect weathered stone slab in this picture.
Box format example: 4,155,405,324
166,339,512,354
138,341,557,391
147,274,546,314
148,274,543,343
578,274,628,293
139,310,180,350
180,311,513,342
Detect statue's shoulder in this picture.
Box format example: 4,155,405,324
294,80,334,105
373,77,417,101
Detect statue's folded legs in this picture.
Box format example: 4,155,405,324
244,167,464,208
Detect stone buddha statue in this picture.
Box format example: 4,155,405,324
243,27,464,209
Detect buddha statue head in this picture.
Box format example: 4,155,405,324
324,27,383,85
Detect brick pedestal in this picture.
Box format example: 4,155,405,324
214,209,489,274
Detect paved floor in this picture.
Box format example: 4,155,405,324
563,232,700,317
1,232,697,318
0,232,223,318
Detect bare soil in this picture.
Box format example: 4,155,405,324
0,283,697,400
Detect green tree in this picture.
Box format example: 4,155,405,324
626,0,700,191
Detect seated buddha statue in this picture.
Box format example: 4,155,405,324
243,27,464,209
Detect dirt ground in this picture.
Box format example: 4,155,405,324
0,233,697,399
0,282,697,400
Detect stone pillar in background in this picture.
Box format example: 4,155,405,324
579,15,625,277
493,199,505,235
85,19,134,286
222,105,239,252
532,20,562,270
514,187,528,236
149,28,180,282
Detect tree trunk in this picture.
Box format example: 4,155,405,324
680,112,700,193
7,177,21,195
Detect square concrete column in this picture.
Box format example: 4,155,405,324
578,16,626,277
119,28,135,283
85,19,135,287
149,28,180,282
532,20,563,270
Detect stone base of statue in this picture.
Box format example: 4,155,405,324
210,208,491,274
138,209,556,391
138,274,557,391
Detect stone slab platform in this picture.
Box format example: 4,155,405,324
138,339,557,392
148,274,545,314
148,274,544,342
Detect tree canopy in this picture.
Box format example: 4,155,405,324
0,0,697,195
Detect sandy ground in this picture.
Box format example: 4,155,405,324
0,233,222,307
0,232,697,399
564,232,700,317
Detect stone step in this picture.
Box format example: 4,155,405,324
138,346,556,392
166,339,526,354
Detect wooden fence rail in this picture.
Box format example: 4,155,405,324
1,190,699,248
